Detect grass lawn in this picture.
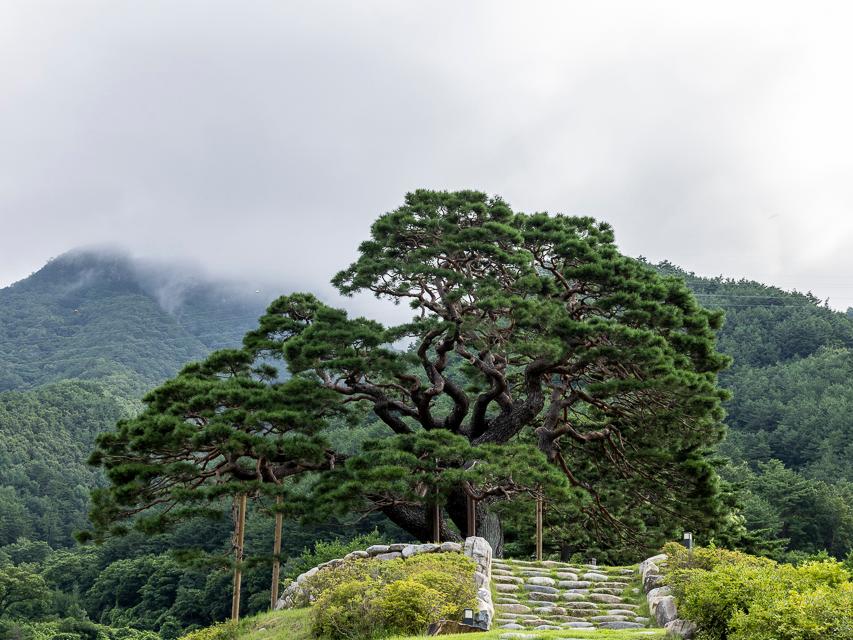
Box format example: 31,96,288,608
233,609,666,640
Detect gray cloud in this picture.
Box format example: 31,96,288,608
2,1,853,314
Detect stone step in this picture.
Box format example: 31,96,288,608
491,557,650,631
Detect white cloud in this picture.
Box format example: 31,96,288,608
2,1,853,310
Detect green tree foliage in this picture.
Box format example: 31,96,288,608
87,348,339,539
0,375,143,547
664,543,853,640
242,190,731,550
0,563,49,618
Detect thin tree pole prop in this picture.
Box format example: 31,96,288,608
231,493,248,622
433,484,441,543
270,494,283,610
535,489,544,561
466,493,477,538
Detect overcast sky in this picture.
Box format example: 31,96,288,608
3,1,853,313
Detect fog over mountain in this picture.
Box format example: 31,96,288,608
3,3,853,311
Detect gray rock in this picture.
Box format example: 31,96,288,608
648,585,672,600
527,592,559,602
590,615,628,622
608,609,639,616
527,576,556,586
439,541,462,553
556,572,578,580
559,581,591,589
416,543,439,554
494,575,524,584
388,543,407,552
582,571,608,581
373,552,402,561
600,621,644,629
644,572,664,591
496,583,519,592
296,567,318,584
343,550,369,560
498,603,531,614
498,623,525,630
589,593,623,604
534,625,562,630
655,595,678,626
665,618,698,639
524,584,558,594
533,605,566,615
365,544,390,555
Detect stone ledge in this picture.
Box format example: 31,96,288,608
638,552,697,639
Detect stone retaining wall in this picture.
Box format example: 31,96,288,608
639,553,696,639
275,536,495,629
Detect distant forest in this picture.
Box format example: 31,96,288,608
1,250,851,638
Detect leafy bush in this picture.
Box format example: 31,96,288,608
663,544,852,640
308,553,477,639
375,579,452,635
175,621,237,640
730,582,853,640
311,578,381,640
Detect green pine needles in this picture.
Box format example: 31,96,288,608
89,189,731,558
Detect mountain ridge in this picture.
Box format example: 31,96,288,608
0,248,271,391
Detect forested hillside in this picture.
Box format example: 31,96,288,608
0,249,267,391
0,249,269,549
1,251,852,637
654,261,853,558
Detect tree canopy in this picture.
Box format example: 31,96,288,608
240,190,732,550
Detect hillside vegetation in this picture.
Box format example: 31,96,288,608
0,249,852,638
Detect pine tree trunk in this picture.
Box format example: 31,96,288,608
475,505,504,558
231,493,247,622
270,496,283,609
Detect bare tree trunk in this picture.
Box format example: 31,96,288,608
270,495,283,609
231,493,247,622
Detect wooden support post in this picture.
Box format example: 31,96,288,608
433,491,441,543
535,493,543,561
270,495,283,610
466,494,477,538
231,493,247,622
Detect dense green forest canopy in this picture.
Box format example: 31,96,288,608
1,241,853,638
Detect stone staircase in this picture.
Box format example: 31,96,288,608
491,558,650,631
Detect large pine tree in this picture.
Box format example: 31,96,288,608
242,190,731,553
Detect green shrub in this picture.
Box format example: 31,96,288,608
730,582,853,640
311,578,381,640
175,621,236,640
375,579,453,635
308,552,477,639
664,545,852,640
